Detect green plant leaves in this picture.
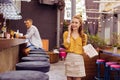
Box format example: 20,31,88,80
88,34,107,49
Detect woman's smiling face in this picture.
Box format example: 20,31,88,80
71,18,81,31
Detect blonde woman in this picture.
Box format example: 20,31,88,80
63,15,87,80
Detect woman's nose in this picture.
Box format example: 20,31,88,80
72,23,76,26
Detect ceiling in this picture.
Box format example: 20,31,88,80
85,0,100,20
85,0,120,20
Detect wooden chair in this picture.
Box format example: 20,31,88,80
42,39,49,51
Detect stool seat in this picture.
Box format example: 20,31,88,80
16,61,50,73
28,54,49,58
21,56,49,62
110,65,120,69
97,59,105,62
59,51,66,58
106,62,117,67
96,59,105,64
104,62,118,80
30,48,47,54
110,64,120,80
30,48,45,52
95,59,105,80
0,70,49,80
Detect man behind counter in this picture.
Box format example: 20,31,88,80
17,18,43,55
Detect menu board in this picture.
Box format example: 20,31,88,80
83,44,98,58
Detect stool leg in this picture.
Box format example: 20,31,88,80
108,67,110,80
113,70,120,80
116,71,120,80
97,64,100,79
96,62,105,80
104,66,107,80
118,71,120,80
97,64,104,80
105,66,111,80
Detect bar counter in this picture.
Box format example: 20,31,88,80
98,49,120,79
0,38,26,51
82,54,98,80
82,49,120,80
100,49,120,63
0,38,26,73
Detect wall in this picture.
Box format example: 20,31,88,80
9,0,57,50
98,14,118,45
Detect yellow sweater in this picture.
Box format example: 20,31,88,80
63,31,87,54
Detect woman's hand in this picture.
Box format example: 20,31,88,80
68,24,71,34
67,24,72,43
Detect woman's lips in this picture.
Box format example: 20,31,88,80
72,26,77,28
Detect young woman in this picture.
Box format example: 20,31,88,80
63,15,87,80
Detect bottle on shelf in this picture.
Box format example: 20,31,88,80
0,30,4,38
10,30,15,39
1,26,7,38
0,20,7,38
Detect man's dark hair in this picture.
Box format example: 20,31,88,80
25,18,33,23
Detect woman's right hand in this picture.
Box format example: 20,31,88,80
67,24,71,43
68,24,71,34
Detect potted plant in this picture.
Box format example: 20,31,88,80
88,34,107,50
112,32,120,53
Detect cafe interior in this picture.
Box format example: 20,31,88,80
0,0,120,80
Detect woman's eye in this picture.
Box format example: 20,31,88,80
74,22,78,24
71,22,74,23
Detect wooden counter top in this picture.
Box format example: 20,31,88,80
0,38,26,51
101,49,120,57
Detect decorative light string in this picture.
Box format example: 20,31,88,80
87,16,114,25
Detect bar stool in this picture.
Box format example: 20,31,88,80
104,62,117,80
28,54,49,58
21,56,49,62
29,48,47,54
59,51,66,60
110,64,120,80
16,61,50,73
95,59,106,80
0,70,49,80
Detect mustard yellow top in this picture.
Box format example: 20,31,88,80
63,31,87,54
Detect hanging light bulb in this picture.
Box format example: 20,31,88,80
83,21,86,24
90,21,92,24
88,22,90,24
21,0,31,2
99,25,101,27
93,22,95,24
98,21,101,24
108,18,110,21
110,16,113,19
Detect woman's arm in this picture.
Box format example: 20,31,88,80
63,31,71,49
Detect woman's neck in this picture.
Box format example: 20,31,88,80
72,30,78,34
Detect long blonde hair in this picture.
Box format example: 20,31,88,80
72,14,84,37
72,15,87,45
